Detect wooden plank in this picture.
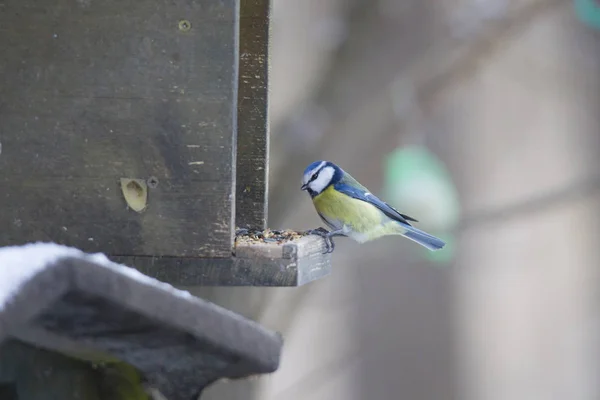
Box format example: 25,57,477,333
0,0,238,257
235,0,271,229
113,235,331,286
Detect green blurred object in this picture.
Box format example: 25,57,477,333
575,0,600,29
383,145,460,263
59,346,150,400
97,362,150,400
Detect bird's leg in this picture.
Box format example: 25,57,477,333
305,228,332,251
305,228,345,254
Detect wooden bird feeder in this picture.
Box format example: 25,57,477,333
0,0,331,287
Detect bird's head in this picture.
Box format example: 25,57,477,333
301,160,343,196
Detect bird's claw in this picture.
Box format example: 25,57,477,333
305,228,335,254
305,227,328,236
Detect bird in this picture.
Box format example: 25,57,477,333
301,160,446,254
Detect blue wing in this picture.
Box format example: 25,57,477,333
333,182,418,226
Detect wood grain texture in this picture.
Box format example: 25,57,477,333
0,0,238,257
114,236,331,286
235,0,271,229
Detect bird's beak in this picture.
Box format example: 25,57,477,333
301,184,308,191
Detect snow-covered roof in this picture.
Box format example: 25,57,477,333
0,242,282,400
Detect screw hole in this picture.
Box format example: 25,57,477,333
178,20,191,32
147,177,159,188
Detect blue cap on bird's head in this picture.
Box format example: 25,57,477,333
303,161,326,176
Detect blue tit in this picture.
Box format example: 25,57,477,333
301,160,446,253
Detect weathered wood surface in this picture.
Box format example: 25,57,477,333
0,244,283,399
236,0,271,229
0,0,238,257
115,235,332,286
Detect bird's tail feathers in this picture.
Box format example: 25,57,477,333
402,225,445,251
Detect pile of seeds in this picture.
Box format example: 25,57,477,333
235,228,307,245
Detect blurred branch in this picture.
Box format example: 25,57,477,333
458,173,600,231
417,0,567,110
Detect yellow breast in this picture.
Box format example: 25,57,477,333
313,185,386,234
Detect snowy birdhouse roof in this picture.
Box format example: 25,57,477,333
0,243,282,400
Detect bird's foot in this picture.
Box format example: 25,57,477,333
305,228,336,254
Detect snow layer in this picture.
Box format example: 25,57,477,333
0,242,192,311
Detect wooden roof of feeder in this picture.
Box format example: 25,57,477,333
0,243,282,400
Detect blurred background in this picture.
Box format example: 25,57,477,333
195,0,600,399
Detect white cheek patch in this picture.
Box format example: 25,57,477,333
310,166,335,193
